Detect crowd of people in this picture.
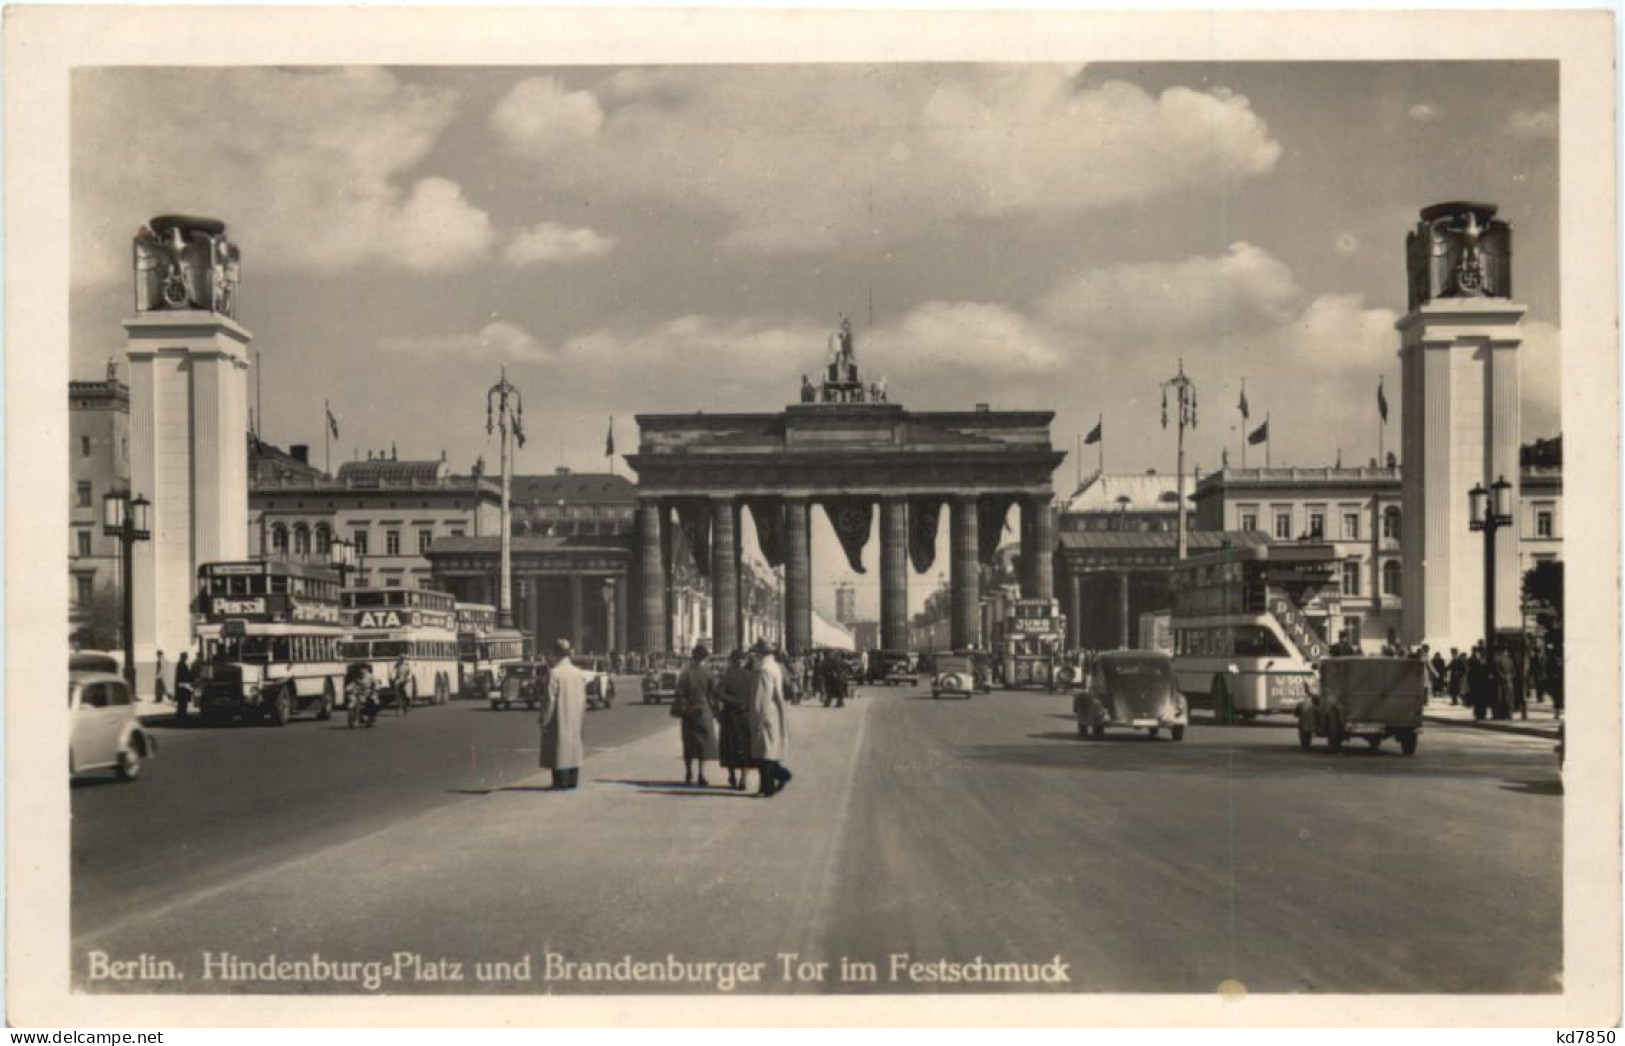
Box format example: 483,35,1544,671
537,638,796,798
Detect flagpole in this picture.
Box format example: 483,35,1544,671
1097,414,1104,475
1378,378,1386,467
1075,431,1082,488
1266,412,1272,468
324,399,330,475
1239,378,1248,470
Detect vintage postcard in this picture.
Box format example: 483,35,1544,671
5,5,1619,1028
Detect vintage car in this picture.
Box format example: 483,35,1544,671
580,656,617,710
868,650,919,686
1052,655,1087,691
490,661,546,711
642,662,680,704
1297,656,1426,755
930,654,980,700
70,663,157,782
1074,650,1188,741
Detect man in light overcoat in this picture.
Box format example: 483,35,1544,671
539,638,588,790
748,639,792,797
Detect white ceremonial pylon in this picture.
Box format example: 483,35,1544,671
1398,201,1523,651
124,216,251,697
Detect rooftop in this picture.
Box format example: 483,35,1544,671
1063,471,1183,515
511,471,638,503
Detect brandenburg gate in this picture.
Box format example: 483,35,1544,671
626,320,1064,655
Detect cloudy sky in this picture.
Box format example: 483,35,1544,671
71,62,1560,618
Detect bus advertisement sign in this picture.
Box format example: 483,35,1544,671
352,609,408,630
212,597,267,617
290,600,341,625
1267,672,1315,704
1266,586,1328,662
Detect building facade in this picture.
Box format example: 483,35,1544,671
250,455,501,590
1192,466,1404,650
68,373,131,644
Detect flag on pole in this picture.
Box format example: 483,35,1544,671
1083,420,1102,445
1248,420,1270,445
605,417,615,457
1239,383,1250,420
1377,378,1389,422
326,404,339,439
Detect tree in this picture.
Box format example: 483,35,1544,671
1521,560,1564,626
71,582,123,651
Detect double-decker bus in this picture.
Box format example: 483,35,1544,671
1000,597,1068,689
1170,542,1339,722
339,587,459,706
193,560,347,726
454,602,530,698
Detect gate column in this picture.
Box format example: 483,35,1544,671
1067,572,1083,650
950,495,980,649
1118,572,1132,649
1023,493,1056,600
637,498,667,655
712,498,740,654
880,498,909,650
784,498,813,654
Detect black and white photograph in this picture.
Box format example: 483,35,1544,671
6,6,1619,1029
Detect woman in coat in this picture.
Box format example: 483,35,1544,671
748,640,792,797
716,650,755,791
674,644,720,786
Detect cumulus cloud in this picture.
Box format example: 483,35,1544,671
72,68,495,286
1038,242,1300,344
490,67,1281,251
1506,106,1558,139
1408,103,1443,122
504,221,615,265
380,320,552,363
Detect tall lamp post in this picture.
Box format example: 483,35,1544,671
1160,359,1197,560
487,367,526,628
102,490,151,691
1468,476,1514,661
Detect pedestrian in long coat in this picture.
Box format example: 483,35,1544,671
716,651,755,791
749,640,792,797
539,639,588,790
675,644,719,786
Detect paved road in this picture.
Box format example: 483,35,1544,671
72,677,666,938
72,681,1561,995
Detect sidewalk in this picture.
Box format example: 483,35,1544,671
1422,695,1562,740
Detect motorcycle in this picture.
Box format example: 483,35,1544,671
346,680,380,729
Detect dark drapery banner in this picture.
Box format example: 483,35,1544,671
676,499,713,578
909,496,943,574
978,494,1016,567
747,499,786,568
822,499,874,574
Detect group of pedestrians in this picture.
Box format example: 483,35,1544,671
1425,639,1563,722
534,637,795,798
669,641,793,796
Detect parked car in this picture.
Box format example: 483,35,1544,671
1297,656,1426,755
869,650,919,686
1075,650,1188,741
642,663,680,704
930,654,979,700
491,661,545,711
580,656,617,710
70,667,156,782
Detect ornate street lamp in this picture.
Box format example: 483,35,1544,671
102,490,151,691
1468,475,1515,684
1160,359,1197,559
328,537,356,587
